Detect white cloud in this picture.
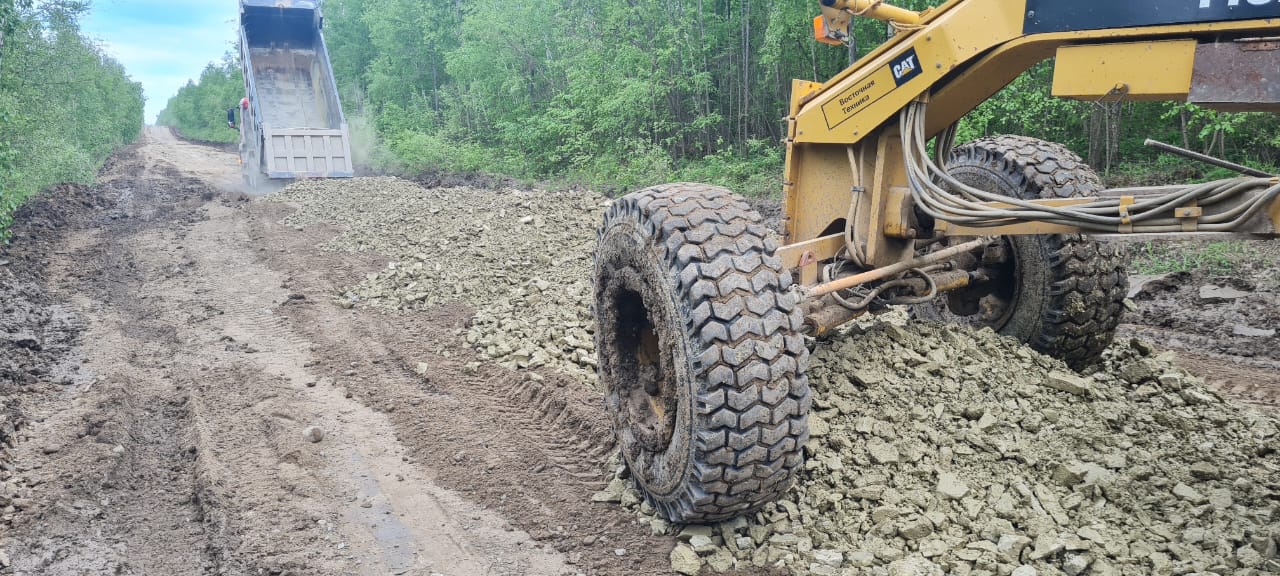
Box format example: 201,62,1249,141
82,1,240,123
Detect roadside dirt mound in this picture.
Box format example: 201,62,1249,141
5,182,108,236
0,180,104,554
0,272,81,433
272,176,1279,575
0,180,107,406
0,272,62,459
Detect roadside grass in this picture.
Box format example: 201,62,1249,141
374,129,787,199
1130,240,1261,275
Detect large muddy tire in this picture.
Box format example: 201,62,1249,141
914,136,1128,369
593,183,811,523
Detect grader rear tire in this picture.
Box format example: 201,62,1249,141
593,183,811,523
913,136,1128,369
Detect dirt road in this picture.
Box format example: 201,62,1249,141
1119,262,1280,411
0,127,674,575
1,128,1276,576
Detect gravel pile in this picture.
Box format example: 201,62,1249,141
271,177,604,382
598,321,1280,575
273,177,1279,576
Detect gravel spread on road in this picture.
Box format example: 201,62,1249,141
271,177,1280,576
272,177,604,384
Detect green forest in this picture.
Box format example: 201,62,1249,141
155,54,244,144
0,0,143,236
136,1,1280,198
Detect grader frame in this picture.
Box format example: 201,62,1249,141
592,0,1280,524
782,0,1280,333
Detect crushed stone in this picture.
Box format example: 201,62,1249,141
613,324,1280,575
270,177,604,383
271,177,1280,576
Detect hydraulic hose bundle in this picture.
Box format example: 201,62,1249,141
901,102,1280,234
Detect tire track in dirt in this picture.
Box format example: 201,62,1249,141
247,199,683,575
380,344,614,481
142,136,573,575
1119,323,1280,410
7,128,573,575
5,144,217,575
490,379,613,482
1168,353,1278,410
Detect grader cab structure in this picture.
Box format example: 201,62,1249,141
593,0,1280,523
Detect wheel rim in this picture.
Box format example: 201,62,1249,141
927,237,1020,330
595,224,691,498
608,288,678,452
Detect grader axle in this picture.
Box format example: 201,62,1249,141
593,0,1280,523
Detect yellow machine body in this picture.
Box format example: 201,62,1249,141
782,0,1280,275
1051,40,1199,102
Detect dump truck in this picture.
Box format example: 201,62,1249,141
593,0,1280,523
238,0,353,188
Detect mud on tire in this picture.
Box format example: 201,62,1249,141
914,135,1129,369
593,183,811,523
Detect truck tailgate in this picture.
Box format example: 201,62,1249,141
263,126,354,178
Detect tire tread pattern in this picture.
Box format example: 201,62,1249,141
596,183,810,523
950,136,1128,369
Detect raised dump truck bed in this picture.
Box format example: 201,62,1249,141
238,0,352,183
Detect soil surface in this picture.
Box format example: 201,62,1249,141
167,126,238,153
0,129,1276,576
0,127,658,575
1120,244,1280,411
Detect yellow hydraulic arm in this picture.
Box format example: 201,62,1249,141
781,0,1280,280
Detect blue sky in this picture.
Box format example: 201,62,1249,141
82,0,240,124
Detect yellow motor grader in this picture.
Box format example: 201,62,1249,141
592,0,1280,522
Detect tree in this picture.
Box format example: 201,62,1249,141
0,0,143,237
317,0,1276,191
156,53,244,143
